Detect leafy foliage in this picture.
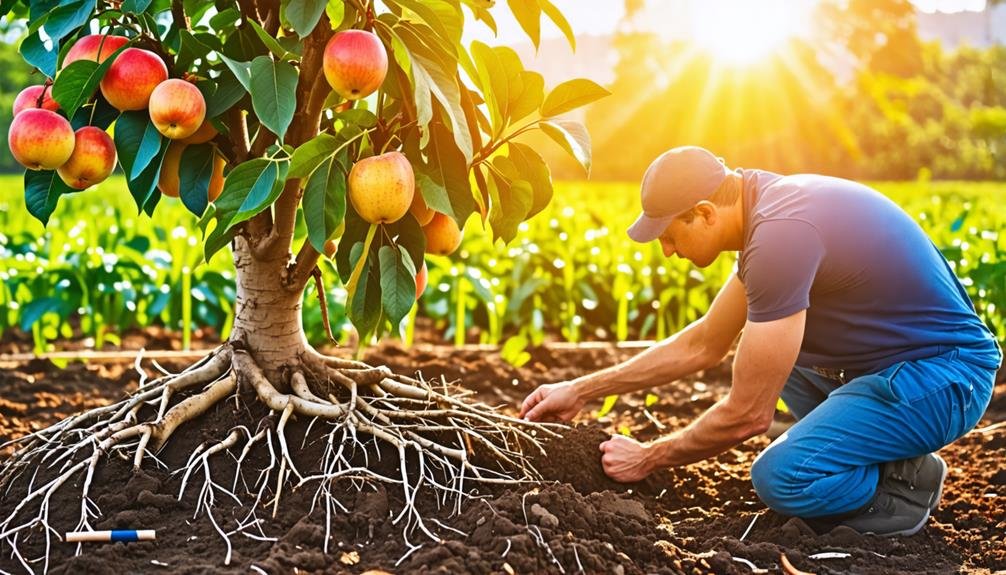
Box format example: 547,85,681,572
3,0,605,338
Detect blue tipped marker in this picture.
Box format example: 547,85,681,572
65,530,156,543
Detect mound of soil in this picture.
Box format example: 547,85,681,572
1,339,1004,574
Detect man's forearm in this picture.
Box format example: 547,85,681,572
572,320,715,400
648,399,755,467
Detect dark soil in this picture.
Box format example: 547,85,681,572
1,335,1004,574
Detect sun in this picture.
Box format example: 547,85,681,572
687,0,813,65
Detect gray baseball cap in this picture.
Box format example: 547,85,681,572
627,146,730,243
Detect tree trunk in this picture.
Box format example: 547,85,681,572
229,236,307,386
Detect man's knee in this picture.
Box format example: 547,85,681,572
751,438,803,515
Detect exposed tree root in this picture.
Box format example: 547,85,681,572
0,343,563,572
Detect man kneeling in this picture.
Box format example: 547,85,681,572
520,147,1002,536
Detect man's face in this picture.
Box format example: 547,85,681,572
656,209,721,268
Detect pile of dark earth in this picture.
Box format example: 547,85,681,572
1,335,1003,574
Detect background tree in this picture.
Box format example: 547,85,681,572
0,0,608,566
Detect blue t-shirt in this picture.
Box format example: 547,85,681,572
737,169,999,374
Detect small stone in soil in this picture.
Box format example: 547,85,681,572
530,503,560,528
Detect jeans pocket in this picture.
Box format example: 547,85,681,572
845,370,903,404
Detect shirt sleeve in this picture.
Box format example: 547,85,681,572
740,219,824,323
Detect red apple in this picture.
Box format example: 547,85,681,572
63,34,129,67
99,48,168,111
323,30,388,100
56,127,117,190
415,262,428,299
148,79,206,140
12,85,60,116
348,151,415,224
8,109,75,170
423,212,462,256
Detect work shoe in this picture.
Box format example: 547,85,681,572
838,490,931,537
881,453,948,512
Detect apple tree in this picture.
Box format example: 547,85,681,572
0,0,609,565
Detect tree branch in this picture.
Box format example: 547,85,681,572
289,241,321,290
171,0,188,32
226,107,250,164
312,267,338,344
237,0,261,22
268,25,334,263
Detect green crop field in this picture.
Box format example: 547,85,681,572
1,174,1003,356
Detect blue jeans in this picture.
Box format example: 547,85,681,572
750,344,1001,518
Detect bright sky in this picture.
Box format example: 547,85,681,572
467,0,991,46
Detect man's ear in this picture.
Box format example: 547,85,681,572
693,200,717,225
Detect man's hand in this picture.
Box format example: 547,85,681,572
520,382,585,422
599,435,657,482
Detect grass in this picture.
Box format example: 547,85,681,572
0,174,1003,351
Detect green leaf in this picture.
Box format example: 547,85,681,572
500,334,531,367
379,244,417,329
247,19,301,61
508,142,552,218
419,121,474,224
346,223,377,311
19,297,71,331
219,54,252,93
130,117,165,180
510,70,544,124
203,70,246,118
24,170,75,226
52,39,128,117
70,95,118,131
114,111,147,176
348,241,382,342
142,187,161,216
385,212,425,271
178,144,216,217
209,7,241,29
487,167,532,244
52,60,98,118
410,51,473,162
222,21,269,61
211,158,289,232
334,108,378,129
20,30,58,78
540,78,610,118
121,0,153,14
336,203,371,282
289,132,338,179
507,0,540,50
304,155,348,254
249,56,298,141
175,30,211,72
539,0,575,50
130,143,168,214
469,40,507,131
198,204,237,261
540,120,592,174
325,0,346,28
29,0,59,22
43,0,94,43
388,0,461,56
286,0,327,38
